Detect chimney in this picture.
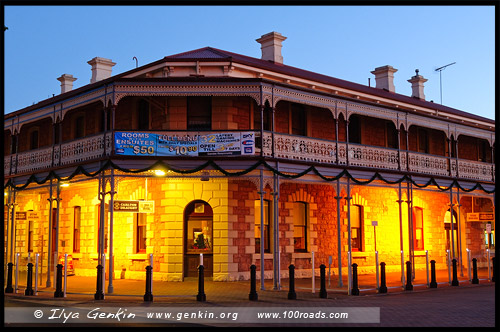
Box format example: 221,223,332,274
256,32,287,64
57,74,77,94
407,69,428,100
371,65,398,93
87,57,116,83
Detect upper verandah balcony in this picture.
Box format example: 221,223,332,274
3,95,495,183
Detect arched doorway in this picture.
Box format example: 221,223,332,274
184,200,213,278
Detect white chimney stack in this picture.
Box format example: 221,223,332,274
371,65,398,93
408,69,428,100
57,74,77,94
256,32,287,64
88,57,116,83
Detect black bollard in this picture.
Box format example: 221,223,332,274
491,257,495,282
144,265,153,302
471,258,479,284
94,264,104,300
25,263,34,296
5,262,14,293
429,260,438,288
405,261,413,291
54,264,64,298
249,264,258,301
288,264,297,300
351,263,359,295
319,264,327,298
379,262,387,293
451,259,459,286
196,265,206,302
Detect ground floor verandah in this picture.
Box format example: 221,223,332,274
4,162,495,289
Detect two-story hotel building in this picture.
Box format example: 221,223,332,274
4,32,495,290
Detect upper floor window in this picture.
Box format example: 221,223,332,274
417,128,429,153
348,115,361,144
10,134,17,154
293,202,308,252
29,128,39,150
255,199,271,253
291,104,307,136
386,122,398,149
187,97,211,131
74,115,85,139
254,106,272,131
137,99,150,130
350,204,363,251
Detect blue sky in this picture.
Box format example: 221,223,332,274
3,5,496,120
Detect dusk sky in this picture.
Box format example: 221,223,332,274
3,5,495,120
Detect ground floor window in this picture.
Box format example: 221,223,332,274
293,202,307,252
350,204,363,251
136,213,147,253
413,207,424,250
255,199,270,253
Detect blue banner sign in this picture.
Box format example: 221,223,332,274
115,131,255,157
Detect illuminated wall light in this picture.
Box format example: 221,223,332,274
154,169,166,177
60,182,70,188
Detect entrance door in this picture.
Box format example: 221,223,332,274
184,201,213,278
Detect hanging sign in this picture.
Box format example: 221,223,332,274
113,200,154,213
467,212,495,222
114,131,255,157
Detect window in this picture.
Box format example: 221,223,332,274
254,106,271,131
136,213,147,253
350,204,363,251
293,202,307,252
412,207,424,250
348,115,361,144
386,122,398,149
187,97,212,131
291,104,307,136
137,99,150,130
75,115,85,139
96,204,109,253
73,206,81,253
255,200,271,253
27,210,34,253
29,129,39,150
10,135,17,154
417,128,429,153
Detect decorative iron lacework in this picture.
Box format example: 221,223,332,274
4,158,494,194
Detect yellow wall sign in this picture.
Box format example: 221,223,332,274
113,200,154,213
467,212,494,222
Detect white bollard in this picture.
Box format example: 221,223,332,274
15,253,19,293
425,250,429,288
150,253,154,293
466,249,471,282
487,249,491,281
347,251,352,295
328,256,332,288
401,250,405,289
102,254,106,296
447,250,451,285
200,253,203,266
375,251,379,291
35,254,39,295
64,254,68,297
311,251,315,293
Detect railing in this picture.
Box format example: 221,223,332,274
4,131,495,183
4,132,112,176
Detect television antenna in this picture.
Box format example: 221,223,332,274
435,62,456,105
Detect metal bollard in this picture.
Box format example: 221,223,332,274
471,258,479,284
5,263,14,293
288,264,297,300
451,259,459,286
491,257,495,282
379,262,387,293
94,264,105,300
319,264,327,298
429,260,438,288
54,264,64,298
196,265,206,302
405,261,413,291
144,265,153,302
351,263,359,296
25,263,34,296
249,264,258,301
